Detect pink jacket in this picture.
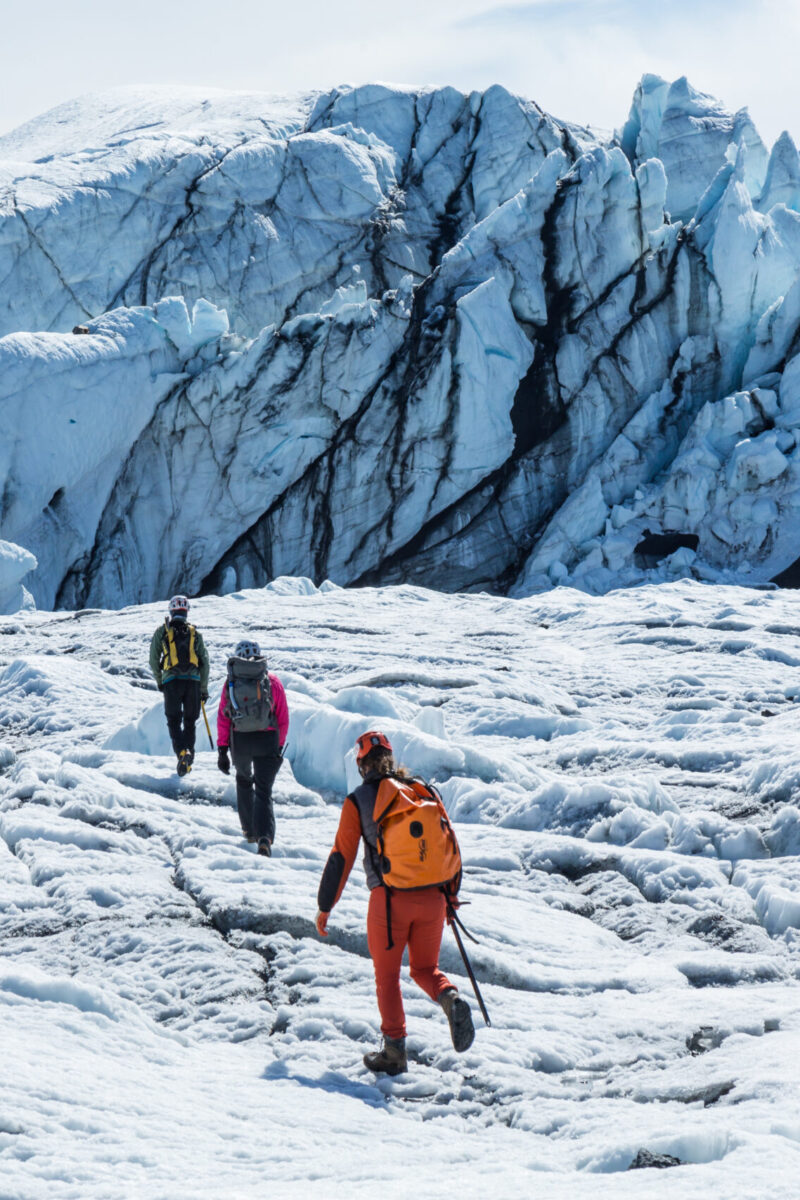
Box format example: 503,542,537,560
217,672,289,748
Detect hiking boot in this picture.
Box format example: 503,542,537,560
242,832,256,843
177,751,191,777
257,838,272,857
363,1036,407,1076
439,987,475,1052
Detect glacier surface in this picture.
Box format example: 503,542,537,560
3,78,800,606
1,580,799,1195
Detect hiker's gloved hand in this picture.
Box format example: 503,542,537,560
201,690,208,702
157,682,164,692
217,746,230,775
315,910,329,937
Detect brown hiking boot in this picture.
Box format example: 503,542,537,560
439,987,475,1052
363,1036,407,1076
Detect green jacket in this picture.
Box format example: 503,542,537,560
149,620,210,691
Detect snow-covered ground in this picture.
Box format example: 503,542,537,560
1,577,799,1197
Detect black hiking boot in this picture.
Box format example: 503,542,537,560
177,751,191,777
257,838,272,857
363,1036,407,1076
241,830,256,843
439,988,475,1052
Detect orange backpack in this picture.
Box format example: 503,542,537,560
373,777,462,894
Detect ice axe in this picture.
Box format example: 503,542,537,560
445,896,491,1027
201,701,214,749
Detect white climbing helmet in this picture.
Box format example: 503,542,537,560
168,595,190,618
234,639,261,660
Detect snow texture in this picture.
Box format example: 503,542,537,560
0,580,799,1196
5,78,800,605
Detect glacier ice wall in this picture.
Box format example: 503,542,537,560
2,78,800,607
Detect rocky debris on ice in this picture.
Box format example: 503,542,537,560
628,1149,683,1170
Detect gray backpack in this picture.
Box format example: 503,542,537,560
225,656,274,731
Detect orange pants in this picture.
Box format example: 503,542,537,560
366,887,452,1040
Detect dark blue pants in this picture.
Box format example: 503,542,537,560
231,729,282,842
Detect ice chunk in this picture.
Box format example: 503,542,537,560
0,541,37,614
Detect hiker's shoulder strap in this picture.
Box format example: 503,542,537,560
160,620,174,664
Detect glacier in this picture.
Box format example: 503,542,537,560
1,579,799,1195
3,78,800,609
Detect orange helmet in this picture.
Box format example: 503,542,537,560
355,730,392,763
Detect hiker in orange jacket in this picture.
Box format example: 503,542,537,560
315,730,474,1075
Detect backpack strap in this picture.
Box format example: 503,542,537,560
160,620,174,669
187,624,198,668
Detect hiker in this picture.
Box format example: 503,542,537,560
216,640,288,857
315,730,474,1076
149,595,210,777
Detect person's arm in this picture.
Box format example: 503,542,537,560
149,626,164,687
194,629,210,695
217,685,231,748
270,675,289,746
316,796,362,933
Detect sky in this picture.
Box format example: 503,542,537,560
0,0,798,146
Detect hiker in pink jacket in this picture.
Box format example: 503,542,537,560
216,639,289,857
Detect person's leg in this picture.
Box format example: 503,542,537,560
182,680,201,757
162,681,184,756
407,889,452,1002
407,891,475,1052
252,732,281,844
230,740,255,838
366,887,411,1040
252,757,280,843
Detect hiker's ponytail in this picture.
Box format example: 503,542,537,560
359,747,411,780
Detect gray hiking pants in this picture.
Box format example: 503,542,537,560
231,728,282,843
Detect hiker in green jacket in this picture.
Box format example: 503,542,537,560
149,595,210,776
